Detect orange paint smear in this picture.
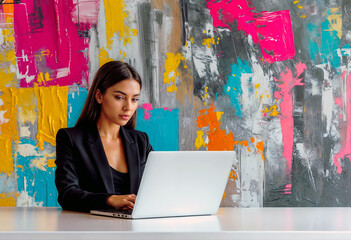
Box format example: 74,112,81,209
229,170,238,181
197,104,235,151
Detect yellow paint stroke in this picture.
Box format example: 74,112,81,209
17,165,24,170
195,130,206,150
190,37,194,44
47,159,56,168
327,8,342,39
35,86,68,150
119,50,127,61
0,193,18,206
163,53,187,93
262,105,279,117
103,0,138,47
0,88,18,174
203,37,215,48
0,17,16,89
297,5,303,9
300,14,306,19
15,88,36,124
222,192,226,201
36,72,52,85
293,0,300,4
216,112,223,121
229,170,238,181
99,47,114,67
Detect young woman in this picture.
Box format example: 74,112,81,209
55,61,153,212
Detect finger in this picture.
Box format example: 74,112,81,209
127,194,136,202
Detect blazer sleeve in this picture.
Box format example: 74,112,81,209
55,128,113,212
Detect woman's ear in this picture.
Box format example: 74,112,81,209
95,89,103,104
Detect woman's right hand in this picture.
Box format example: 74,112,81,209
106,194,136,210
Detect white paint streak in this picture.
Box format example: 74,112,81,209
317,64,334,136
56,67,70,79
16,144,45,157
20,126,31,137
30,157,48,171
16,177,43,207
16,65,35,84
0,110,9,124
239,149,264,207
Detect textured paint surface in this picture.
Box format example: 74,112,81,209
1,0,351,208
136,108,179,151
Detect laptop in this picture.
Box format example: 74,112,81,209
90,151,234,219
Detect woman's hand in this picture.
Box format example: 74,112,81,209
106,194,136,210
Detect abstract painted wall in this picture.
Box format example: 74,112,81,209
0,0,350,207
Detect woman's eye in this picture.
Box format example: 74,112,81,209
132,98,139,102
115,96,124,100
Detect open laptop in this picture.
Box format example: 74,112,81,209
90,151,234,219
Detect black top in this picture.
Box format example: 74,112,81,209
110,167,130,195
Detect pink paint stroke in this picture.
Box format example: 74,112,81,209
14,0,92,87
206,1,295,63
207,0,258,42
72,0,100,32
333,72,351,174
142,103,153,120
163,107,173,112
255,11,295,64
274,62,307,177
283,184,292,195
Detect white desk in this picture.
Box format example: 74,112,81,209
0,207,350,240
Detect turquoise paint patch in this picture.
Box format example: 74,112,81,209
16,138,59,207
224,59,252,118
341,44,351,56
67,87,88,127
321,18,341,68
136,108,179,151
306,23,320,63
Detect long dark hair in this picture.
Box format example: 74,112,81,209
76,61,142,129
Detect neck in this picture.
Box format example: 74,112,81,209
96,118,121,140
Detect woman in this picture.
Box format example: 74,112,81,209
55,61,153,212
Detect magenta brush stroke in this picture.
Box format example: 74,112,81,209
14,0,90,87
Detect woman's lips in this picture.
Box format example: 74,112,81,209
119,115,130,120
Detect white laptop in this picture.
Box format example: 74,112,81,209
90,151,234,219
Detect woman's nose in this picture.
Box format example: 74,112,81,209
123,100,132,110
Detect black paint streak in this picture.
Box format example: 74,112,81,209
179,0,188,46
29,0,44,33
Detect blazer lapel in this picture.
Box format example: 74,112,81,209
120,127,140,194
85,124,114,194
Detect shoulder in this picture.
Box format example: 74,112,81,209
56,123,94,143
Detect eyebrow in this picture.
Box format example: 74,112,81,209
113,90,140,97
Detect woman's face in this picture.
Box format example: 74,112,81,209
96,79,140,126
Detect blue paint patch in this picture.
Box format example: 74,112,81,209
321,16,341,68
67,87,88,127
306,23,320,63
16,138,59,207
224,59,252,118
340,44,351,56
136,108,179,151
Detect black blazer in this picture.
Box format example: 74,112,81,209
55,122,153,212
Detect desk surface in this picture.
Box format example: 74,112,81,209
0,207,350,240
